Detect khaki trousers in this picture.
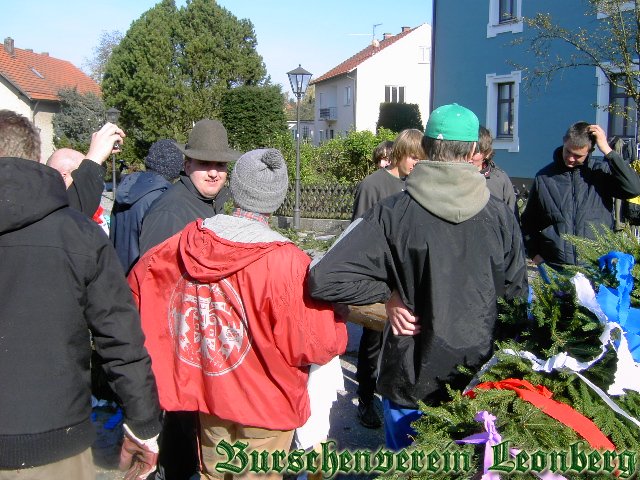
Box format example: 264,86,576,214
199,413,294,480
0,448,94,480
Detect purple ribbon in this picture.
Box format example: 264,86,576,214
456,411,567,479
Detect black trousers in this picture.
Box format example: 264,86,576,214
156,411,200,480
355,326,383,405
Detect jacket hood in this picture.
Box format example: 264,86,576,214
178,217,292,282
0,157,68,233
115,171,171,205
406,160,489,223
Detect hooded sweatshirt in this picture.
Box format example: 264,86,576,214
129,216,347,430
0,157,160,468
309,160,528,408
110,171,171,272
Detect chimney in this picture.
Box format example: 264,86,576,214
401,26,411,33
383,32,393,40
25,49,33,52
41,52,49,56
4,37,14,56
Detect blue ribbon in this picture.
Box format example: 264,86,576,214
596,252,640,362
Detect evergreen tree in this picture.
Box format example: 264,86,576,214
177,0,266,123
219,85,287,152
102,0,182,164
101,0,268,166
53,88,104,153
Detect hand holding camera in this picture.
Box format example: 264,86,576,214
85,122,126,165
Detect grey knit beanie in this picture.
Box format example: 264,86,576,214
231,148,289,213
145,139,184,181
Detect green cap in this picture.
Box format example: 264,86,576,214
424,103,479,141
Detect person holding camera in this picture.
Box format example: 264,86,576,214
521,122,640,271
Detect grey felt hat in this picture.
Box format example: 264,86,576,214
231,148,289,214
174,119,241,162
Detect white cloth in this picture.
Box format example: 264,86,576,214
294,357,344,450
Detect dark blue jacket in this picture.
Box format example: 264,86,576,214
110,171,171,273
521,147,640,269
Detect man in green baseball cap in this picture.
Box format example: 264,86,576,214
308,103,528,449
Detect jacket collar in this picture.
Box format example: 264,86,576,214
406,160,490,223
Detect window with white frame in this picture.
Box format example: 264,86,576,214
344,86,352,106
302,125,310,139
487,0,523,38
486,71,521,152
418,46,430,64
385,85,405,103
595,67,638,140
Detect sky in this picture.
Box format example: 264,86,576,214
1,0,432,95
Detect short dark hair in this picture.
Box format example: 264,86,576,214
0,110,41,161
422,136,475,163
477,126,494,157
563,121,592,149
372,141,393,166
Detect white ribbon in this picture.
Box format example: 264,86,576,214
465,272,640,431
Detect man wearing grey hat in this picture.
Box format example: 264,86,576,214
138,119,239,255
136,119,239,479
129,148,347,479
308,103,528,450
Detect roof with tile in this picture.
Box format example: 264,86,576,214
0,39,101,102
311,25,420,85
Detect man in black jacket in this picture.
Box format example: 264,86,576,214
138,119,239,255
308,104,528,450
0,110,161,479
47,147,108,218
521,122,640,271
137,119,240,480
351,129,425,429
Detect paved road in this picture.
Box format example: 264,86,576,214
95,322,385,479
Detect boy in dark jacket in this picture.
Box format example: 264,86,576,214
110,139,184,273
521,122,640,270
308,104,528,450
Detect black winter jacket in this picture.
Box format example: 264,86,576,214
68,159,106,216
138,173,231,254
0,158,161,468
309,161,528,408
110,171,171,273
521,147,640,269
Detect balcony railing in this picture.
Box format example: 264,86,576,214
319,107,337,121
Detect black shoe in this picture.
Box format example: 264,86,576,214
357,401,382,429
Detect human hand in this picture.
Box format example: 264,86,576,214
119,424,159,480
532,254,545,266
386,290,420,336
85,122,126,165
588,124,611,156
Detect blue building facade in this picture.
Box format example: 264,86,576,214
431,0,636,184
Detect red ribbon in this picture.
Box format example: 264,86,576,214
466,378,615,450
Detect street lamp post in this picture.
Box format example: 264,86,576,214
105,107,121,198
287,65,312,230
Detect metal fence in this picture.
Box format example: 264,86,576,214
274,181,532,221
275,184,357,220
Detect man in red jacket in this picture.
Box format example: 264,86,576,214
129,148,347,479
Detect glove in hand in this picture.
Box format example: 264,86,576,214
119,424,159,480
